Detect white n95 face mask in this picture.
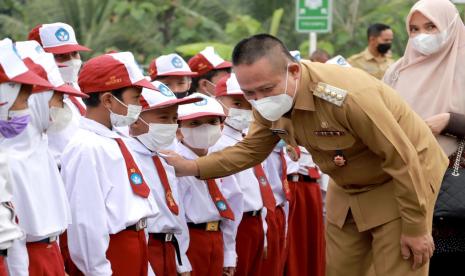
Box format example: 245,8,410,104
108,95,142,127
411,32,448,56
48,104,73,133
248,65,297,121
225,108,253,131
136,119,178,151
180,124,222,149
59,59,82,84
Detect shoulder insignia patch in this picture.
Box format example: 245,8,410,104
313,82,347,107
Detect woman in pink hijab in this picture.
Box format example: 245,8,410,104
384,0,465,274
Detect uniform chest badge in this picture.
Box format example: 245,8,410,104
216,200,227,211
313,82,347,107
130,172,143,185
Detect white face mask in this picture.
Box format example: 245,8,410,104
248,65,297,121
108,95,142,127
48,104,73,133
225,108,253,131
59,59,82,84
411,31,448,56
180,123,222,149
136,119,178,151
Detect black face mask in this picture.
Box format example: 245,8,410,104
174,91,190,99
377,43,392,54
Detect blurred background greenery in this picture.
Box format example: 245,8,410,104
1,0,464,67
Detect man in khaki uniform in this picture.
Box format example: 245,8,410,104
162,34,448,276
348,23,395,79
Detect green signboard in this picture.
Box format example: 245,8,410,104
296,0,332,33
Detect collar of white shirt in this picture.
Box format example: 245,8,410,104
79,117,120,139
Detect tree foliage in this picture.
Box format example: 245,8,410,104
1,0,463,68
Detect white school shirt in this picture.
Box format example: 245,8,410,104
61,117,159,276
210,125,264,212
210,125,268,248
176,141,244,268
1,92,72,275
262,147,287,206
126,138,191,273
0,152,24,250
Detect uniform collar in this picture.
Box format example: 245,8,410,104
222,125,243,142
363,48,388,62
293,60,316,112
79,117,120,139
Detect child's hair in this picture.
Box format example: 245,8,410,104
82,87,127,107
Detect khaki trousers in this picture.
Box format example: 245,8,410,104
326,205,434,276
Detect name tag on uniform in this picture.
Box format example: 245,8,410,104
270,128,287,135
314,130,345,137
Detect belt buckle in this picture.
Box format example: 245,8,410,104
291,175,299,182
165,233,173,242
136,218,147,231
206,221,219,231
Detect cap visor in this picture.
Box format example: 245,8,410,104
215,61,232,69
52,84,89,98
44,44,91,54
158,71,198,77
134,79,157,90
178,111,226,121
11,71,53,88
143,97,203,111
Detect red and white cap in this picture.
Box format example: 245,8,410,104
78,52,156,94
15,40,88,97
0,38,53,88
188,46,232,77
148,53,197,80
214,73,245,97
28,22,91,54
178,92,225,121
140,80,202,111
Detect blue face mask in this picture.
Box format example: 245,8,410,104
0,113,30,138
276,139,286,149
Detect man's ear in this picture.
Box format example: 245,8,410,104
100,92,113,109
289,62,301,79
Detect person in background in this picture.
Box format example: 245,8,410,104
176,93,243,276
348,23,394,79
188,47,232,96
383,0,465,274
284,146,326,276
148,53,198,99
129,81,201,276
310,49,330,63
28,22,90,114
213,73,269,276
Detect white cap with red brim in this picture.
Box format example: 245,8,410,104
0,38,53,88
177,92,226,121
15,40,88,97
140,81,202,111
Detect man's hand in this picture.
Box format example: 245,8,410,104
158,150,199,177
400,233,435,270
425,113,450,135
223,267,236,276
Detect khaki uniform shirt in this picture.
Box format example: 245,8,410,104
195,60,448,237
348,48,394,79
